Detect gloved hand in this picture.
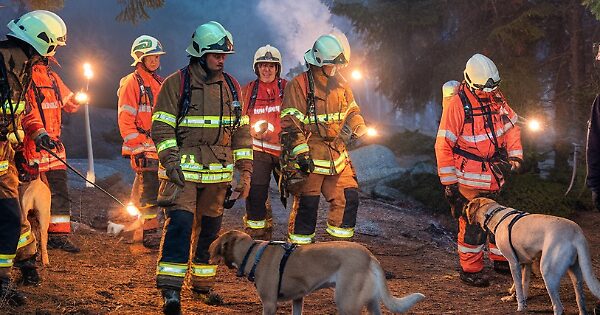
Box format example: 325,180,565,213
35,133,61,152
165,163,185,187
296,152,314,174
444,184,465,218
234,170,252,199
593,190,600,211
352,124,369,139
509,157,523,173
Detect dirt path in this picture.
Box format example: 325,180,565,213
5,184,600,314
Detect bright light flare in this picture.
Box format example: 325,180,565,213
83,63,93,79
351,69,363,81
366,127,378,137
75,91,89,104
126,202,140,217
528,119,541,132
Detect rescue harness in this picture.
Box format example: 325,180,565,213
248,77,283,110
237,240,297,298
483,205,529,264
30,68,63,129
132,70,163,138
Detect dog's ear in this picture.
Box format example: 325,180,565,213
465,198,482,225
209,233,225,265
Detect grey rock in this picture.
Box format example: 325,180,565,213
349,144,405,190
372,183,407,201
410,161,437,176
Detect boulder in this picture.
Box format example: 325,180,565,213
349,144,405,191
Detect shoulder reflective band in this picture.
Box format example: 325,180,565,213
0,160,8,172
157,262,188,277
233,148,253,162
288,233,314,245
17,230,34,249
291,143,309,157
156,139,177,153
152,111,177,128
0,254,15,267
325,223,354,238
1,100,26,115
191,264,218,277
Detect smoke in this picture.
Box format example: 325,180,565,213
256,0,341,75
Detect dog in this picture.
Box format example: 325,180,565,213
209,230,425,315
466,197,600,314
19,177,51,266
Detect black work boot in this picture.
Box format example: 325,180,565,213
459,270,490,287
48,234,80,253
19,259,41,286
142,228,161,250
0,278,26,306
193,288,224,306
161,288,181,315
493,260,511,275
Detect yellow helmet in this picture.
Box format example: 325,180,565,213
7,10,67,57
130,35,166,66
186,21,234,58
253,44,282,76
304,33,351,67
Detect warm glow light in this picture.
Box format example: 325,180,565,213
366,127,378,137
126,202,140,217
75,91,88,104
351,69,363,81
528,119,541,132
83,63,93,79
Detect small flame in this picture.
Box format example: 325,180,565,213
366,127,378,137
126,202,140,217
351,69,362,81
528,119,541,132
75,91,88,104
83,63,93,79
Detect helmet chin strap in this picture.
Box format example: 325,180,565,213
322,65,336,77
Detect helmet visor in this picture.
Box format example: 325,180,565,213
468,75,501,92
256,51,279,62
204,36,233,54
322,52,348,66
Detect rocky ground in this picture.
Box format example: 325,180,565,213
3,155,600,314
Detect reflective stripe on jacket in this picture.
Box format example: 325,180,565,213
118,66,163,158
281,67,365,176
434,84,523,191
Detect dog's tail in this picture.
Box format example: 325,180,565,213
575,235,600,298
371,260,425,313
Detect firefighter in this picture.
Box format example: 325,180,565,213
151,21,252,314
281,33,368,245
117,35,165,249
18,12,82,254
242,44,287,240
0,9,68,305
435,53,523,287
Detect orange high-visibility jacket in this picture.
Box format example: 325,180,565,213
434,84,522,191
22,63,76,172
242,78,287,157
117,66,163,158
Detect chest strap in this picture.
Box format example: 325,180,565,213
236,241,257,278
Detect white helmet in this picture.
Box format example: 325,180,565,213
186,21,234,58
464,53,501,92
7,10,67,57
442,80,460,98
304,33,351,67
253,44,282,76
130,35,166,66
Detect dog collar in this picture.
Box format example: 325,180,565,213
237,242,258,278
483,205,507,228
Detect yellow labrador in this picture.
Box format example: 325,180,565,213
466,197,600,315
209,230,424,315
19,177,51,266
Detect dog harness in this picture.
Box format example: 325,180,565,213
237,240,298,298
483,205,529,264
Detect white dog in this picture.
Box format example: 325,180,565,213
466,197,600,315
19,177,51,266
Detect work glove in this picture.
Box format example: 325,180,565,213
352,124,369,139
444,183,465,219
35,133,62,152
593,190,600,211
165,164,185,187
296,152,314,174
509,157,523,173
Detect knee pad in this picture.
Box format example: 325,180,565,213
293,195,320,234
161,210,194,262
341,188,359,228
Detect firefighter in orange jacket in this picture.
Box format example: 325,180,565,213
152,21,252,313
117,35,165,249
435,53,523,287
0,10,70,304
242,44,287,240
281,33,368,245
